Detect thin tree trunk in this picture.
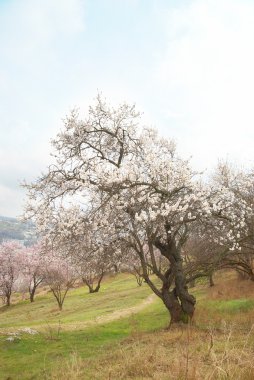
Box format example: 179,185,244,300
113,264,119,273
29,287,36,302
84,272,104,293
209,272,215,287
89,287,98,293
133,272,143,286
6,294,11,306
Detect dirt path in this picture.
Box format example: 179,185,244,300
92,293,155,324
0,294,156,334
60,293,156,331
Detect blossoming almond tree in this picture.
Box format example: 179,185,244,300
182,162,254,286
37,206,116,294
24,95,251,325
207,163,254,280
0,241,23,306
44,253,77,311
20,243,45,302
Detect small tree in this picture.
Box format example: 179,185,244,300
45,256,77,310
77,245,114,294
36,206,114,295
205,162,254,281
121,246,156,287
0,241,22,306
20,243,45,302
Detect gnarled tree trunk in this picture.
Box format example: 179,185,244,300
155,236,196,326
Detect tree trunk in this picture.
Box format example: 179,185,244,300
113,264,119,273
29,287,36,302
89,286,100,293
174,266,196,320
134,273,143,286
85,272,104,294
209,272,215,287
161,288,183,324
155,235,196,326
58,302,63,311
6,294,11,306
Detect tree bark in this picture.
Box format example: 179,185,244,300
161,287,183,324
174,263,196,320
29,287,36,302
155,235,196,325
209,272,215,287
113,264,119,273
6,294,11,306
89,286,100,293
84,271,104,294
133,273,143,286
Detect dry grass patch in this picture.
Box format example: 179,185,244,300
47,323,254,380
100,327,254,379
206,271,254,301
47,274,254,379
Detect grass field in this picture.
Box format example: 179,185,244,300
1,272,254,379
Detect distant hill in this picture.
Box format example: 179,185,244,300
0,215,37,246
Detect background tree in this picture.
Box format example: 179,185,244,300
78,253,110,293
0,241,22,306
20,243,45,302
44,254,77,311
209,162,254,280
37,206,116,294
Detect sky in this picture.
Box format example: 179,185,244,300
1,0,254,217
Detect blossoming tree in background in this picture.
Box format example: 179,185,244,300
0,241,23,306
20,243,46,302
44,252,77,311
208,162,254,280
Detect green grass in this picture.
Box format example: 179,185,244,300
0,308,169,379
0,326,129,379
0,274,167,379
1,273,254,379
0,274,152,329
204,298,254,313
0,304,169,380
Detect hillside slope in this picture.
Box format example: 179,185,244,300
0,272,254,379
0,215,36,245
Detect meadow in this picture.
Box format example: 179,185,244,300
1,272,254,379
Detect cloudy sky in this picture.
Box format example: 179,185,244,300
1,0,254,217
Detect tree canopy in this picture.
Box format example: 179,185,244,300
24,95,253,324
